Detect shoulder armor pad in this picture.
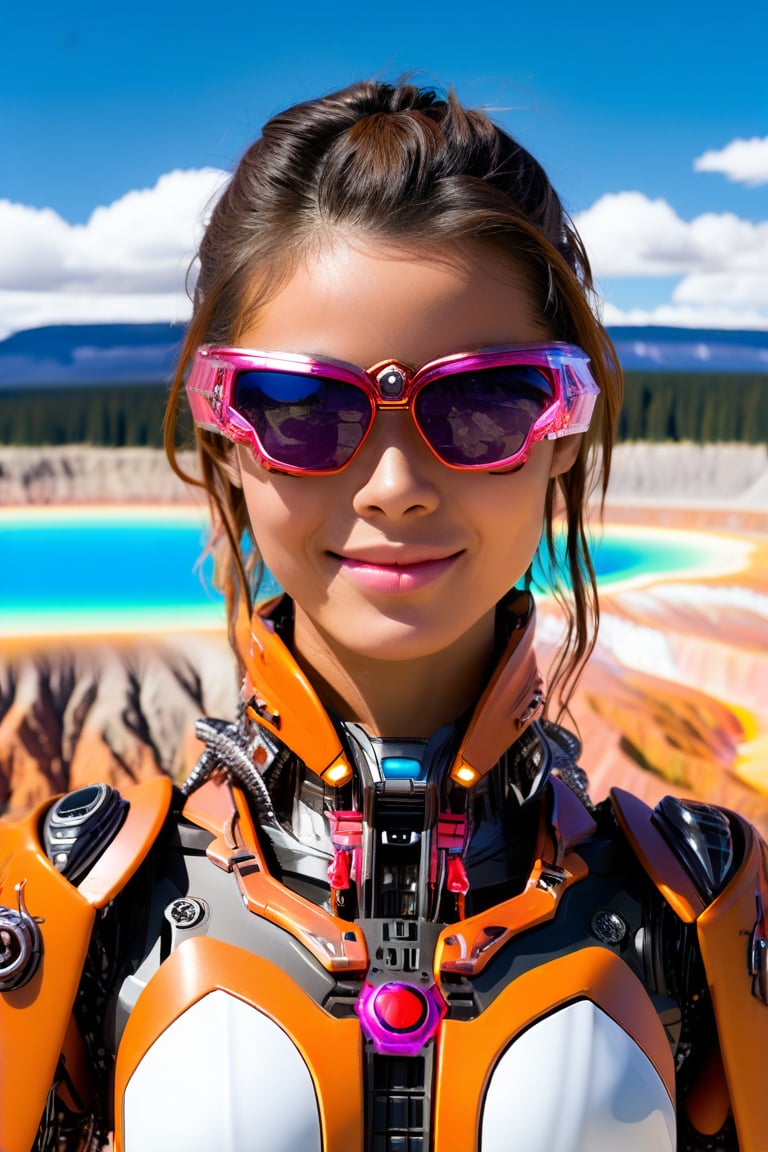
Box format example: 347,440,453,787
43,783,128,884
31,776,172,908
609,787,705,922
652,795,735,903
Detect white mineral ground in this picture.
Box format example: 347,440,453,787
1,443,767,836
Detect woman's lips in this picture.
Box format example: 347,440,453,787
332,552,463,594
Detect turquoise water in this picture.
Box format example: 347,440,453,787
0,508,727,637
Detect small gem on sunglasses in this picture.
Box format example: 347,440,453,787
377,365,407,398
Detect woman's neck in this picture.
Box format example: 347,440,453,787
291,605,497,738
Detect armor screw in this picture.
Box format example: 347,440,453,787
590,909,628,946
166,897,208,929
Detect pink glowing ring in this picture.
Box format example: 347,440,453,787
355,980,447,1055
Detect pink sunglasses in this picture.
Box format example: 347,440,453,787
186,342,599,476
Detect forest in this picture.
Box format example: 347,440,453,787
1,371,766,446
0,384,192,448
617,371,768,443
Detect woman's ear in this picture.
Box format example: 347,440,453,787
549,433,584,478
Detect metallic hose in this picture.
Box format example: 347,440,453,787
181,712,280,828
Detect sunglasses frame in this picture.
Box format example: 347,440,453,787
185,342,600,475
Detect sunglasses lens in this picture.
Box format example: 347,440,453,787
414,365,555,467
233,371,372,471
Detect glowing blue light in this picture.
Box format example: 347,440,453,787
381,757,424,780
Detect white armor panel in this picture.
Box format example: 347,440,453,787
481,999,676,1152
123,990,322,1152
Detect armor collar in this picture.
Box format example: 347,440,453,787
235,589,544,792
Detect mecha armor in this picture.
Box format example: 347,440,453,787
1,592,766,1151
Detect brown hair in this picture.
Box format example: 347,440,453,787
164,79,622,715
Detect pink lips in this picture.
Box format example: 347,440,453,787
334,552,462,593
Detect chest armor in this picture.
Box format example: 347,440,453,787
111,774,677,1152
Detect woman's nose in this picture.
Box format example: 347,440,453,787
351,411,442,520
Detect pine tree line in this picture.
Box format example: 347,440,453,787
619,372,767,443
0,372,766,446
0,385,193,448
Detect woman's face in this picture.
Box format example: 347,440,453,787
236,238,580,675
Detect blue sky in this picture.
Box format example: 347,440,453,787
1,0,766,338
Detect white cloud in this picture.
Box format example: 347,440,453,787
0,168,229,339
575,192,768,329
599,299,768,331
694,136,768,187
575,192,694,276
2,163,767,339
0,289,193,338
575,193,768,277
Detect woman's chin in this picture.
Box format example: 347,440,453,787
296,598,496,669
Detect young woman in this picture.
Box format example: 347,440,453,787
2,80,766,1152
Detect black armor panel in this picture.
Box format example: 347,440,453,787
652,795,736,902
42,783,128,884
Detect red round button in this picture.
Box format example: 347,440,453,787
373,984,428,1032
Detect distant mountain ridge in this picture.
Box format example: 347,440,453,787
0,324,187,387
608,326,768,373
1,322,768,387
